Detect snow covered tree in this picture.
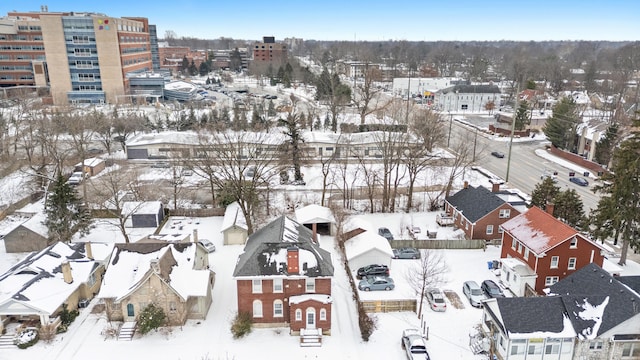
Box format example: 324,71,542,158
138,303,167,335
44,173,93,244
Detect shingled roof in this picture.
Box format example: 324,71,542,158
233,216,334,277
500,206,578,254
446,185,509,223
548,263,640,339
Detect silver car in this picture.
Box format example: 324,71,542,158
462,281,485,308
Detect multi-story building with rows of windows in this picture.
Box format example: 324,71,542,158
0,9,158,105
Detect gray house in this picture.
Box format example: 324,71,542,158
3,212,48,253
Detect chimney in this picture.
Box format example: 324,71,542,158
312,223,318,243
85,242,93,260
463,181,469,189
193,229,198,243
491,182,500,193
150,258,160,274
545,203,555,215
287,247,299,274
61,261,73,284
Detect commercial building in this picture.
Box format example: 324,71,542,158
252,36,288,64
0,9,157,105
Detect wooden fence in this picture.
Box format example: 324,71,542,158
360,299,417,313
390,239,494,249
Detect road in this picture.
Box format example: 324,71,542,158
449,119,601,214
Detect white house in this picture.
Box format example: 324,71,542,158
434,84,501,112
498,257,537,297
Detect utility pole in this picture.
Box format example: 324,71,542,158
447,111,453,148
505,83,520,183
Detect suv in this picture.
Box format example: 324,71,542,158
481,280,505,298
378,227,394,241
67,171,86,186
356,264,390,279
463,281,485,308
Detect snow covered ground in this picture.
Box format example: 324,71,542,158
1,212,638,360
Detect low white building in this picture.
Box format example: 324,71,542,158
392,77,464,98
434,84,501,112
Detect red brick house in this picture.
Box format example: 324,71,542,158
499,206,606,295
444,183,522,241
233,216,334,336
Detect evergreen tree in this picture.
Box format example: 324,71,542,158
594,123,619,166
188,60,198,76
279,112,305,181
138,303,167,335
590,118,640,265
543,97,579,150
525,79,537,90
181,56,189,74
44,173,93,244
267,101,276,117
553,188,586,230
198,61,210,76
530,177,561,211
514,100,530,131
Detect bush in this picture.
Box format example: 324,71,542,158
138,303,167,335
60,304,79,327
16,328,39,349
230,311,253,339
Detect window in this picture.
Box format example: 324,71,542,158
568,258,577,270
528,343,543,355
524,248,530,260
545,276,559,286
295,309,302,321
461,104,468,110
169,302,177,312
550,256,559,269
499,209,511,218
517,243,523,254
272,278,283,293
589,341,603,350
511,238,517,250
545,338,561,354
510,339,526,355
273,300,283,317
74,48,91,57
320,308,326,321
570,237,578,248
486,225,493,235
305,278,315,293
252,300,263,318
88,271,97,286
622,342,640,357
252,279,262,294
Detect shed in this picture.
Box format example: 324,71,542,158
295,204,336,239
2,212,49,253
122,201,164,228
344,232,393,271
220,202,248,245
74,157,106,177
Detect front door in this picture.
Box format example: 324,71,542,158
126,303,134,319
305,308,316,329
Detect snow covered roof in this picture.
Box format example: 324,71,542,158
342,217,375,234
15,211,48,237
233,216,333,277
500,206,578,254
295,204,335,224
98,242,210,302
0,242,111,316
344,232,393,260
289,294,332,305
75,157,104,168
121,201,162,216
164,80,197,92
500,257,536,277
220,202,248,232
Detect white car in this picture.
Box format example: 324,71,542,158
199,239,216,253
425,288,447,312
67,171,86,185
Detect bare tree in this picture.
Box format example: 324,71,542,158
319,136,341,207
405,249,448,319
353,63,391,125
354,154,381,213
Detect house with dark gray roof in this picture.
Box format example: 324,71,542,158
548,263,640,359
233,215,334,337
481,296,577,359
444,183,521,241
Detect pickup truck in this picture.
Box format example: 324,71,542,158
401,329,430,360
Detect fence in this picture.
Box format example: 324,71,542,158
390,239,489,250
360,299,417,313
168,208,225,217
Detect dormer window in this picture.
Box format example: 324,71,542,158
570,237,578,249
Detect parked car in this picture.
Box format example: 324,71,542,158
378,227,394,241
67,171,87,185
392,247,421,259
491,151,505,158
462,281,485,308
481,279,505,298
199,239,216,253
356,264,390,279
569,177,589,186
401,328,430,360
358,276,395,291
151,161,171,168
425,288,447,312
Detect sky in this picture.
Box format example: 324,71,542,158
2,0,639,42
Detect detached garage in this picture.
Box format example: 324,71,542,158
122,201,165,228
221,202,248,245
295,204,336,240
344,232,393,271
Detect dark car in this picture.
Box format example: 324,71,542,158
491,151,505,158
378,227,394,241
392,247,421,259
356,264,390,279
569,177,589,186
481,280,505,298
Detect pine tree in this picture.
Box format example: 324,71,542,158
530,177,560,210
553,188,586,230
590,118,640,265
514,100,530,131
44,173,93,244
543,97,579,150
594,123,619,166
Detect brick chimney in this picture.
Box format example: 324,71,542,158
287,247,299,274
491,182,500,193
85,242,93,260
463,181,469,189
546,203,555,215
193,229,198,243
61,261,73,284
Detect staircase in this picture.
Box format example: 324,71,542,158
469,335,489,354
118,322,137,341
0,335,16,349
299,328,322,347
